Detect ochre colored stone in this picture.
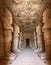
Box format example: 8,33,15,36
0,22,4,58
43,8,51,59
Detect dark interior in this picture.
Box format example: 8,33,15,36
26,38,30,47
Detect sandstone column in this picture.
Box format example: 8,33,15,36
2,8,13,56
4,29,13,56
31,34,35,48
12,23,20,53
19,32,22,49
34,31,38,49
36,23,44,53
43,7,51,59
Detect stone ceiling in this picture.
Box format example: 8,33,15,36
5,0,51,32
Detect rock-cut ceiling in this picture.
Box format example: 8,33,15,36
5,0,51,32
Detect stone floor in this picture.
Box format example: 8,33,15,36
0,48,51,65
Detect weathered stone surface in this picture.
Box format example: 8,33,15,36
0,0,4,19
43,8,51,59
0,22,4,58
5,0,51,32
19,32,22,49
4,30,12,56
1,7,13,56
36,23,44,52
34,31,38,49
12,23,20,53
2,7,13,30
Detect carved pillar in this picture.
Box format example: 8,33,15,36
12,23,20,53
34,31,38,49
19,32,22,49
21,33,24,49
43,8,51,59
4,29,13,56
2,8,13,56
31,34,35,48
3,21,13,56
36,23,44,53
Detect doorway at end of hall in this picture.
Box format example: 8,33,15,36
26,38,30,47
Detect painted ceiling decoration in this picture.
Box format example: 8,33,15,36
5,0,51,32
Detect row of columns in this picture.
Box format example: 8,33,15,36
34,7,51,59
34,23,44,53
0,5,23,57
0,6,22,57
0,7,22,58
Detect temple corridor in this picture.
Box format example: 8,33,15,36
0,0,51,65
